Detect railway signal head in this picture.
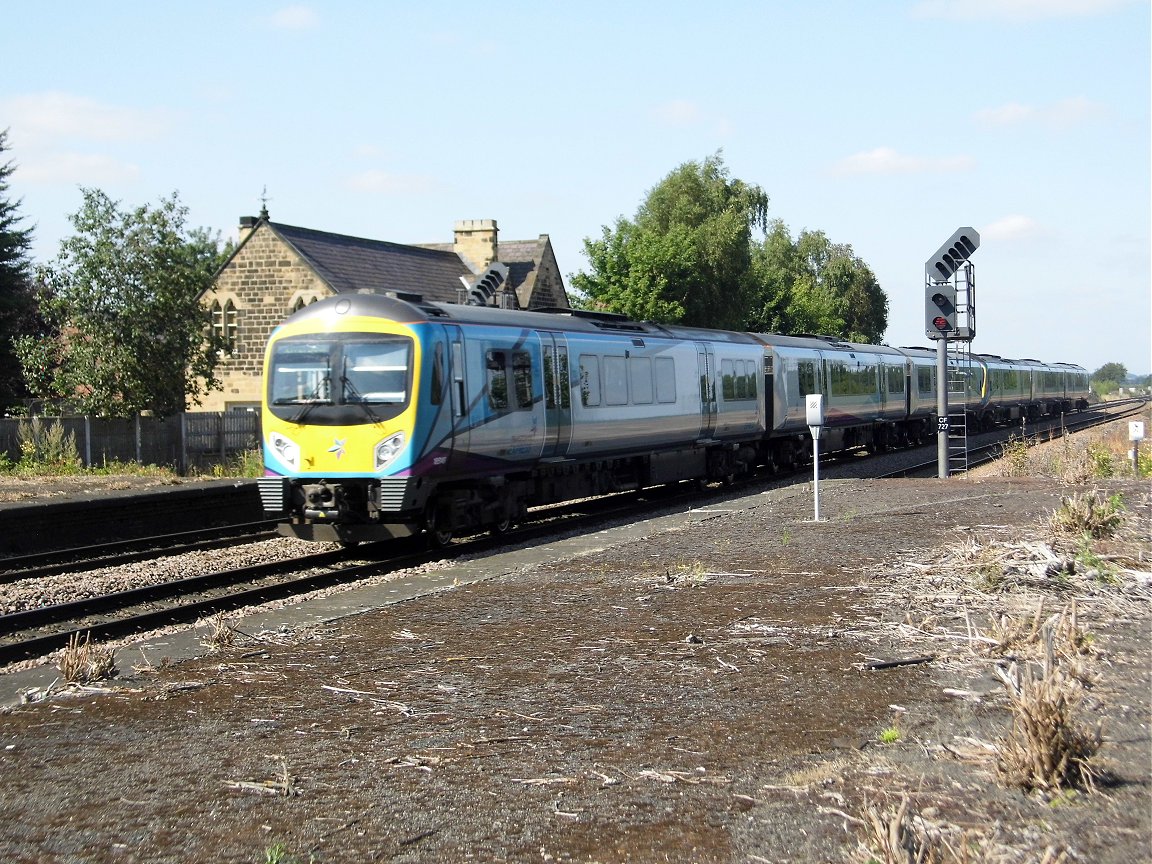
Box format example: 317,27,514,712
925,227,980,282
926,283,957,338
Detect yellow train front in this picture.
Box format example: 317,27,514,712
257,294,441,544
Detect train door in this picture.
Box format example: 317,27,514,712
696,343,717,440
445,324,469,466
537,331,572,459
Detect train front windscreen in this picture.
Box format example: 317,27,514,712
266,333,413,425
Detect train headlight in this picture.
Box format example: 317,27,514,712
374,432,406,471
269,432,300,470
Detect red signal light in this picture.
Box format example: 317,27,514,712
932,316,950,330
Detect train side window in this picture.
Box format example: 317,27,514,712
430,342,445,406
655,357,676,403
798,361,817,396
486,350,509,411
738,360,754,399
629,356,653,404
887,365,905,394
512,351,533,409
917,366,933,394
579,354,601,407
604,355,628,405
721,359,736,400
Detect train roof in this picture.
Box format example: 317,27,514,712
279,292,764,345
751,332,907,358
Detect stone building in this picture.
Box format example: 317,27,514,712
197,213,570,412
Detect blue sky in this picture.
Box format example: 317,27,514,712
3,0,1149,374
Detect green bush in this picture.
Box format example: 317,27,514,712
17,418,82,474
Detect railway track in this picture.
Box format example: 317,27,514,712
3,399,1143,667
881,399,1147,479
0,490,669,666
0,520,281,583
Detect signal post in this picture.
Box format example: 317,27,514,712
925,228,980,479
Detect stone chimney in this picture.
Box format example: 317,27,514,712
238,215,259,244
453,219,499,271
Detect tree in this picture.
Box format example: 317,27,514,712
571,153,770,330
747,223,887,342
14,188,228,417
0,129,39,407
572,154,888,342
1092,362,1128,385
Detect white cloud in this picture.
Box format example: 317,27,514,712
974,97,1107,129
981,215,1044,242
18,151,140,185
834,146,975,175
1,91,169,146
345,169,437,195
652,100,703,126
270,5,319,30
912,0,1136,21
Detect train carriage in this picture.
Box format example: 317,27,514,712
260,293,766,544
259,293,1092,546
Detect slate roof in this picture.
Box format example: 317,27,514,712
269,223,473,303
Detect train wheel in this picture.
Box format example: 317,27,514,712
489,513,512,536
424,504,454,548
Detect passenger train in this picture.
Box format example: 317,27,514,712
257,292,1090,545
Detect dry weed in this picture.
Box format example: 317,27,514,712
201,613,243,650
56,632,118,683
994,660,1102,793
1049,490,1126,540
857,796,1070,863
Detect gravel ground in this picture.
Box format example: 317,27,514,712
0,471,1148,864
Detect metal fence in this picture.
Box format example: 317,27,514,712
0,412,261,475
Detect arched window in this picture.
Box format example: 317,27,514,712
210,299,239,353
291,295,320,314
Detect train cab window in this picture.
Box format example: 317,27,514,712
604,356,628,405
629,356,653,405
343,341,410,404
486,350,509,411
430,342,445,406
887,366,905,394
270,341,331,404
579,354,601,407
655,357,676,403
512,351,533,409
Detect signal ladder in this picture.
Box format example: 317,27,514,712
946,341,972,475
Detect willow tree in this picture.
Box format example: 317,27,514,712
748,223,887,343
572,153,770,331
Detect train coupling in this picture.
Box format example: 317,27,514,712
301,481,346,521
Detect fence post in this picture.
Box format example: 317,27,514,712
84,416,92,468
179,412,188,476
135,413,142,464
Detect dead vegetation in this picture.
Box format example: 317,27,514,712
56,632,117,683
854,482,1148,863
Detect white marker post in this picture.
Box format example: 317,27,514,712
1130,421,1145,474
806,394,825,522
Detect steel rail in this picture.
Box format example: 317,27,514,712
0,520,281,583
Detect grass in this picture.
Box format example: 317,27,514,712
1049,491,1126,540
56,632,118,683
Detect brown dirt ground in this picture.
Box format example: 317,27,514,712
0,476,1149,864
